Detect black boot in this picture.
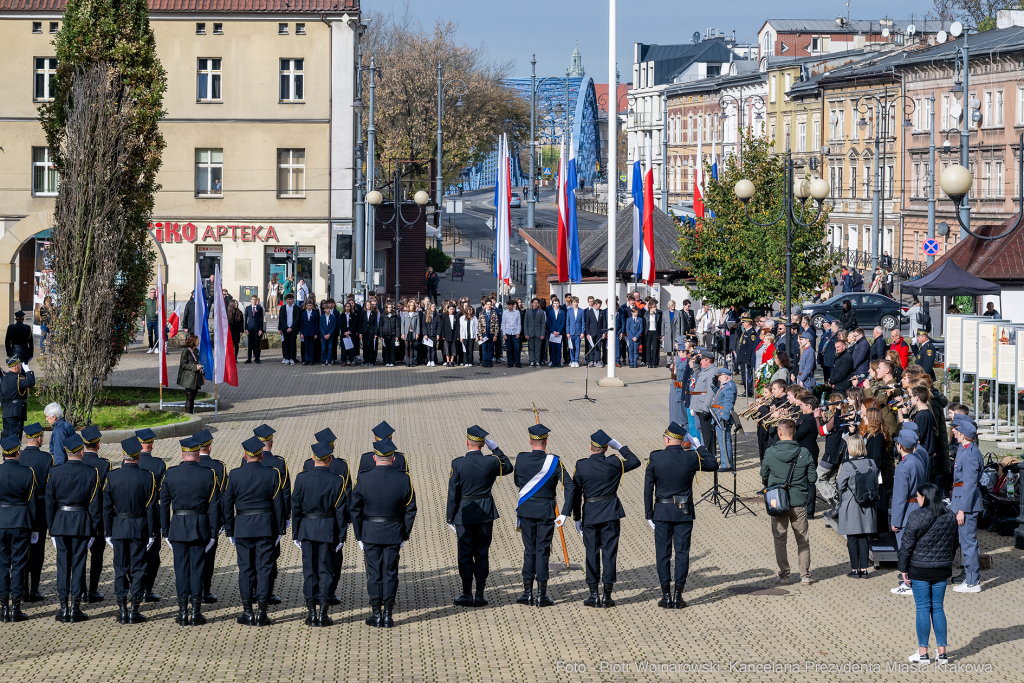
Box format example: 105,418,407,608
68,598,88,623
657,582,672,608
516,579,534,605
473,579,488,607
364,599,381,627
236,602,254,625
25,579,44,603
87,589,104,603
327,594,341,606
190,598,207,625
202,591,218,604
0,596,8,622
673,581,687,609
304,599,317,626
317,599,333,627
254,601,272,626
9,597,27,622
129,599,146,623
267,593,282,605
600,583,615,608
583,584,599,607
174,599,188,626
535,580,554,607
55,598,68,623
453,578,474,606
115,597,128,624
143,589,161,602
380,600,394,628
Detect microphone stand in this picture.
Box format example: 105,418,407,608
696,409,728,509
722,419,756,517
570,337,601,404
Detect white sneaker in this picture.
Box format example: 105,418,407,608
146,348,153,354
935,653,949,664
289,360,295,365
891,583,913,595
908,652,930,664
282,359,288,364
952,582,981,593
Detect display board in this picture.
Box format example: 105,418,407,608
998,325,1017,384
946,315,962,369
978,321,998,381
961,317,980,376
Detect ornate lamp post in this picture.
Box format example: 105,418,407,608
718,92,765,163
367,169,430,302
436,62,468,209
939,134,1024,240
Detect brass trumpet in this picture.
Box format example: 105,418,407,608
740,395,770,419
761,406,799,427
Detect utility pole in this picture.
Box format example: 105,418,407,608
365,56,377,297
436,61,444,211
958,34,971,240
661,91,668,212
870,101,880,271
526,54,537,299
354,47,364,295
927,91,936,266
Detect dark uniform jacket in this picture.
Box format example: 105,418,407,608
350,466,416,545
0,368,35,420
81,452,110,536
159,461,220,543
102,462,157,540
358,450,408,474
5,322,34,362
222,461,286,539
446,448,513,525
870,335,889,361
198,455,226,531
240,451,292,514
0,458,37,530
139,453,168,493
830,349,855,391
291,466,349,543
512,450,576,521
244,303,266,333
19,446,51,532
793,412,821,461
914,340,936,378
569,446,642,525
644,444,718,522
735,326,758,365
46,459,102,536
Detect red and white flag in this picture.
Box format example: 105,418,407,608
212,265,237,387
166,303,182,339
694,118,705,218
157,265,168,387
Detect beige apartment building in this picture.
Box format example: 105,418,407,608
0,0,361,323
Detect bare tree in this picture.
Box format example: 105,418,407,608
935,0,1020,28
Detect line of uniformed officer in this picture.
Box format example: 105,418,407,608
194,429,224,603
249,424,291,604
0,433,37,622
299,427,351,611
135,428,166,602
18,423,50,603
79,425,110,603
0,356,34,440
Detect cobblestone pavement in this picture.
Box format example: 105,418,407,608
5,349,1020,683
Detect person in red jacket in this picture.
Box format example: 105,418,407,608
889,329,910,369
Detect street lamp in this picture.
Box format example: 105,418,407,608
366,170,430,302
436,61,469,211
354,55,380,300
718,91,765,164
939,133,1024,240
734,152,830,317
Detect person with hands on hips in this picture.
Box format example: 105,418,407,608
445,425,513,607
569,430,641,608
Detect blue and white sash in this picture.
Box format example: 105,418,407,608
517,454,559,509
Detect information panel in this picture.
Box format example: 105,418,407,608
998,325,1017,384
946,315,962,369
978,322,997,380
961,318,979,376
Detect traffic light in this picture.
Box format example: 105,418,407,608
285,248,294,262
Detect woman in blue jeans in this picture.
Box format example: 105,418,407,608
897,482,958,664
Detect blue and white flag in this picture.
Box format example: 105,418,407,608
517,453,560,508
193,264,214,374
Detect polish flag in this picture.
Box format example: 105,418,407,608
641,135,655,285
212,265,238,387
694,119,705,218
165,303,182,339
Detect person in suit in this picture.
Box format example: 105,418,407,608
44,403,75,466
889,427,928,596
223,436,286,626
545,298,566,367
134,428,166,603
829,334,855,392
625,307,643,367
439,302,459,367
319,299,339,366
642,302,663,369
501,301,522,368
45,434,100,622
78,425,110,604
160,437,220,626
645,422,719,608
338,301,358,366
277,293,300,365
299,299,320,365
244,295,266,364
194,429,224,604
446,426,513,607
870,326,888,362
818,318,838,384
585,299,607,367
251,424,290,605
679,300,696,340
513,423,576,607
102,437,158,624
293,441,349,626
0,434,36,622
565,297,585,368
734,317,757,396
360,300,380,366
569,430,641,608
0,357,34,439
18,423,49,604
4,310,33,363
350,437,417,628
302,428,351,607
949,417,984,594
522,299,545,368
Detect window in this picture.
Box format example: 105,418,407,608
49,22,58,33
984,91,992,126
195,149,223,196
913,99,921,130
1019,87,1024,125
996,161,1004,196
33,57,57,102
213,23,223,35
31,147,58,196
278,23,288,35
914,163,920,196
812,36,820,52
942,95,951,129
784,73,792,97
996,90,1004,126
922,97,932,131
830,164,843,198
196,22,206,35
829,106,844,140
32,22,41,33
196,58,222,102
296,23,306,35
770,75,777,103
850,165,857,199
762,31,774,58
798,122,806,152
984,162,992,197
784,123,790,151
812,118,820,151
886,165,894,199
279,58,303,102
277,149,305,197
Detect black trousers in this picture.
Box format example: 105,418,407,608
54,535,89,600
246,331,262,361
142,531,161,593
519,517,554,582
281,331,298,361
455,522,494,583
582,520,620,585
645,330,660,366
821,365,832,383
111,538,146,600
362,335,378,364
301,540,333,601
301,336,317,363
654,520,693,586
201,537,217,594
0,528,29,599
847,534,870,569
697,412,717,460
89,534,104,592
328,542,343,597
269,539,280,595
363,543,400,603
171,540,206,601
26,533,44,590
1,417,23,440
235,537,273,603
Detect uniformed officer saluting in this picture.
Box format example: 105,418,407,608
44,433,100,623
250,424,290,604
194,428,224,604
0,433,36,622
4,310,33,363
644,422,718,609
102,437,158,624
79,425,109,603
569,429,641,608
358,421,409,473
135,428,166,603
302,427,352,606
0,356,34,439
292,441,349,627
913,331,936,380
18,422,51,604
446,425,512,607
159,437,219,627
224,435,286,627
350,437,417,628
513,423,575,608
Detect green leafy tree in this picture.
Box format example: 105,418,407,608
674,129,835,309
37,0,166,425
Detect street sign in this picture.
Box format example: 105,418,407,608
543,167,551,176
922,238,940,255
486,216,495,230
445,199,464,213
452,258,465,281
619,175,627,183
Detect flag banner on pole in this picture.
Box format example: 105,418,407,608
494,134,512,285
566,131,582,283
166,303,182,339
556,134,569,282
641,135,655,285
706,136,718,219
157,264,168,387
631,143,644,281
212,265,238,387
194,264,214,375
694,120,705,218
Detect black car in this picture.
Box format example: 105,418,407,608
801,293,905,331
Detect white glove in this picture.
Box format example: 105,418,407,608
484,438,497,450
608,438,623,450
648,519,656,530
205,538,215,553
400,541,406,549
51,537,56,549
87,537,94,549
228,537,235,547
22,363,30,373
554,514,567,527
30,532,39,544
275,535,282,546
164,538,172,549
688,433,702,448
146,538,154,551
335,542,343,552
105,537,113,549
447,523,457,533
293,539,302,549
574,520,583,537
358,540,365,551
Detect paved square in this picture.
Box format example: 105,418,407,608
5,348,1019,682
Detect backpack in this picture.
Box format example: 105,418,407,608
853,465,880,505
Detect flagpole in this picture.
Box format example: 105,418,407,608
600,0,622,387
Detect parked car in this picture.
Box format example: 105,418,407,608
801,293,905,331
510,192,522,208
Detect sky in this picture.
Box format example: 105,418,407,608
370,0,939,81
